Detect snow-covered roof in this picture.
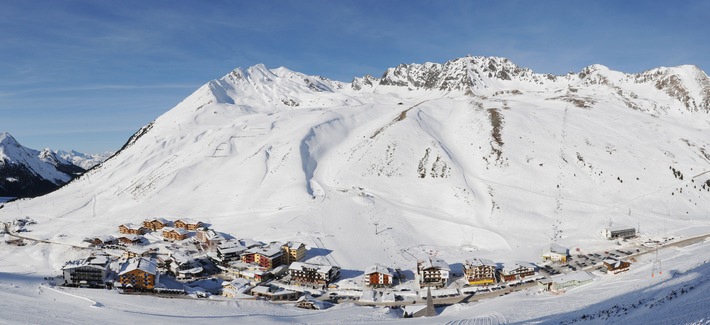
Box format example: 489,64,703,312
502,261,537,273
465,258,496,267
117,234,142,241
289,262,337,274
176,218,201,225
145,217,170,224
120,223,143,230
542,243,568,256
246,242,284,257
118,258,158,276
284,241,305,249
62,256,109,270
364,263,394,276
171,251,192,264
162,227,189,235
606,225,635,232
418,258,450,271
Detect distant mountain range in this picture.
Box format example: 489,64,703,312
0,132,112,198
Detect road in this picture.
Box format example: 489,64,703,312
2,222,90,250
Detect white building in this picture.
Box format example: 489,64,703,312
417,258,450,288
602,226,636,240
541,243,569,263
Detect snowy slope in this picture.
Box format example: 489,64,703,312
1,55,710,273
1,56,710,323
56,150,113,170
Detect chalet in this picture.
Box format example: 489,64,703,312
122,246,149,259
295,294,327,310
117,234,143,246
174,218,203,231
214,240,251,263
363,263,395,287
221,278,250,298
142,218,170,231
289,262,341,286
169,252,204,279
62,255,110,288
541,243,569,264
417,258,450,288
118,257,159,291
281,241,306,264
241,242,284,269
118,223,145,235
84,235,116,247
463,258,498,285
196,229,225,247
538,271,595,292
501,262,537,282
162,228,189,241
603,226,636,240
250,285,300,301
603,258,631,274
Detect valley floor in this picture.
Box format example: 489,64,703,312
1,231,709,324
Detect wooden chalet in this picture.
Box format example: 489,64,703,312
162,228,189,241
84,235,116,247
117,234,143,246
142,218,170,231
501,261,537,282
463,258,498,285
118,223,145,235
281,241,306,264
363,263,395,287
174,218,203,231
118,257,159,291
196,229,225,247
417,258,450,288
603,258,631,274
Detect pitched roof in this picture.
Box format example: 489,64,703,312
418,258,450,271
176,218,201,225
364,263,394,276
144,217,170,224
118,258,158,276
542,243,568,255
284,241,305,249
465,258,496,267
62,256,109,270
289,262,337,274
246,242,284,257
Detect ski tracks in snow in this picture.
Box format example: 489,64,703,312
446,312,508,325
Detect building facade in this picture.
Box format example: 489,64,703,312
417,258,450,288
118,258,159,291
62,256,110,288
463,258,497,285
289,262,341,286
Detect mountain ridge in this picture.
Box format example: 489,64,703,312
2,56,710,272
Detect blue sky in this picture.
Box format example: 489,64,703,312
1,0,708,153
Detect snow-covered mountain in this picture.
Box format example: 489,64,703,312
0,132,86,198
1,56,710,323
56,149,113,170
2,55,710,266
